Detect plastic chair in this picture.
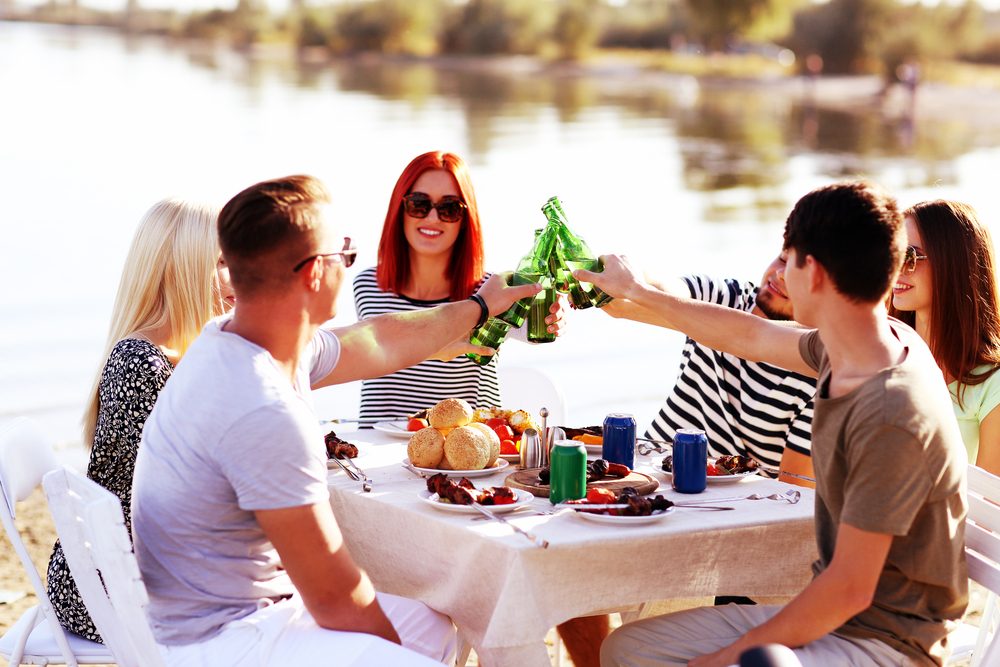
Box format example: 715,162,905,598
0,417,114,666
42,467,166,667
947,464,1000,666
497,365,568,427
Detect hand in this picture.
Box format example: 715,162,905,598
430,336,496,362
688,644,743,667
572,254,645,301
599,298,639,320
476,272,541,316
546,296,568,336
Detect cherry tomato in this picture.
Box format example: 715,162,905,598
706,463,720,476
586,487,617,504
407,418,429,432
493,424,515,442
485,417,507,430
500,439,518,455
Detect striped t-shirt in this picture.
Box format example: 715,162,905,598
645,275,816,472
352,266,502,424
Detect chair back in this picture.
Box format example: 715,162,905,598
0,418,82,665
43,467,166,667
498,365,568,427
964,464,1000,666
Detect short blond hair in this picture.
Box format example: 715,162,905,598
82,199,220,445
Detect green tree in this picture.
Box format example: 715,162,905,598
684,0,801,50
552,0,601,61
441,0,554,55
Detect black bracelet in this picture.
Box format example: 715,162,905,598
468,294,489,329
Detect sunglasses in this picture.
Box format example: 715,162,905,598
292,237,358,273
901,245,928,274
402,192,467,223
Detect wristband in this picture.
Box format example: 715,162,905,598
468,294,489,329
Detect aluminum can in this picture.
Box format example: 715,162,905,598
602,413,636,469
672,429,708,494
549,440,587,504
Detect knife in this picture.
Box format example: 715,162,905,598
468,503,549,548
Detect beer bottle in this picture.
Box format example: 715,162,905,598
542,197,614,309
466,316,511,366
527,229,558,343
496,222,559,328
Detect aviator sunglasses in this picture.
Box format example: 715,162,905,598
402,192,467,223
901,245,928,274
292,237,358,273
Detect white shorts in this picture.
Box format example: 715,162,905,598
160,593,456,667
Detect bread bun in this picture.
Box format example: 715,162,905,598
428,398,473,430
467,422,501,468
407,427,445,469
443,425,490,471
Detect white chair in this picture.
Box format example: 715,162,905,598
0,417,114,666
948,464,1000,666
498,365,568,427
42,467,166,667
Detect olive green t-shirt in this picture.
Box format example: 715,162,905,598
799,321,968,666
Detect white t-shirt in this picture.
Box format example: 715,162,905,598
132,315,341,645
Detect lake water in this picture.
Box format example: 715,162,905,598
4,21,1000,446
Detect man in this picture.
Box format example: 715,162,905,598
131,175,542,666
579,182,968,667
639,257,817,483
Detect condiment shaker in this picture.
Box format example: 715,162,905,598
519,428,546,469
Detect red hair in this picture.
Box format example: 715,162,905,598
377,151,485,302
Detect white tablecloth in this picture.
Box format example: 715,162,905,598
326,428,818,667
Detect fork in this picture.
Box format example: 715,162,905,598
340,457,373,492
745,489,801,504
330,456,372,492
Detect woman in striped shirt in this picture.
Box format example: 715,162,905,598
354,151,563,424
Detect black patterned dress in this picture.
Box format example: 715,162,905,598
46,337,173,641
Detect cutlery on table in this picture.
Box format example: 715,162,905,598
468,503,549,548
330,456,372,492
340,456,373,492
402,462,429,479
556,502,733,512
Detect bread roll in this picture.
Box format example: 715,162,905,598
428,398,473,430
443,425,490,471
407,427,445,469
467,422,501,468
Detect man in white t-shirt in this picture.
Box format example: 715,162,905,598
132,175,542,666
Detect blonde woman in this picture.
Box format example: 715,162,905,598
45,199,232,641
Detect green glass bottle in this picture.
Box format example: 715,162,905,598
496,222,559,328
527,229,558,343
542,197,614,309
466,316,511,366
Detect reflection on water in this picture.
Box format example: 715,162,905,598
4,21,1000,444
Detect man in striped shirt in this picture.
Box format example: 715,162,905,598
646,253,818,484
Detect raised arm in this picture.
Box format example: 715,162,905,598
575,255,816,376
314,273,540,387
255,503,400,643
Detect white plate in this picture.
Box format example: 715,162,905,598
500,453,521,463
654,458,760,484
572,507,674,525
418,488,534,514
404,457,510,478
373,421,412,439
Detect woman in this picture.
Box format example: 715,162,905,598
353,151,562,423
46,199,232,640
889,199,1000,474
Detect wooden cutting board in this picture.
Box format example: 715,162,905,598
505,467,659,498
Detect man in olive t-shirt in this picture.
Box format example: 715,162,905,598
582,181,968,667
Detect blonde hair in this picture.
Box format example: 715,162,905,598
82,199,220,445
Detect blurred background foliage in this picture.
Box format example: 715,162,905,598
9,0,1000,83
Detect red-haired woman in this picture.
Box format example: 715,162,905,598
890,199,1000,474
353,151,563,423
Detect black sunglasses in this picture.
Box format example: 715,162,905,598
402,192,467,223
292,237,358,273
901,245,928,274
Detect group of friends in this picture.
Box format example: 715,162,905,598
40,150,997,666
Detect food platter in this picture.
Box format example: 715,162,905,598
373,421,412,438
505,468,658,498
571,507,675,526
404,457,510,478
418,488,534,514
654,458,760,484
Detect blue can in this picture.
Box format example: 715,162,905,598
602,413,636,469
672,429,708,494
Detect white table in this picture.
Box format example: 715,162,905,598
326,428,818,667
